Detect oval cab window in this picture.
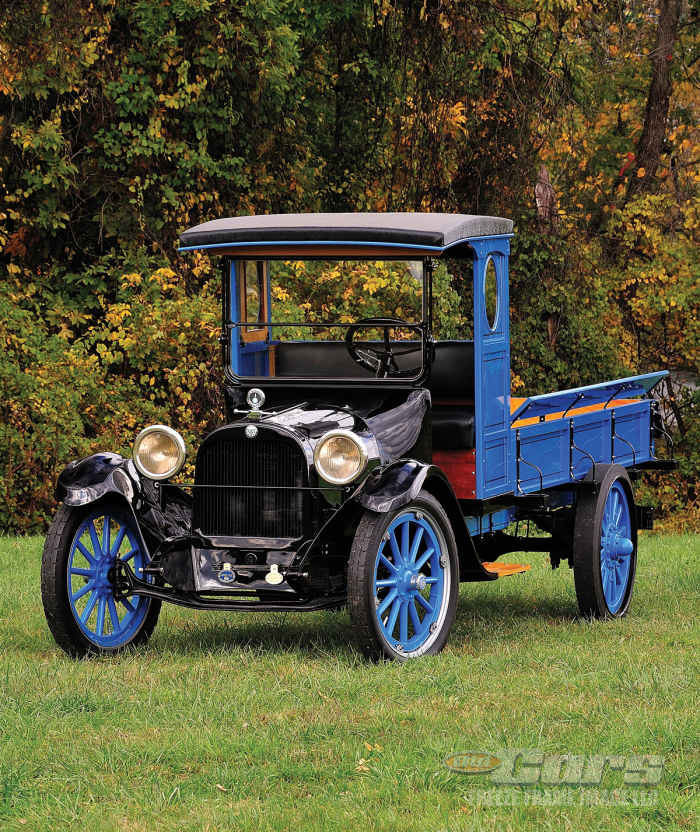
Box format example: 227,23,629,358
484,257,498,330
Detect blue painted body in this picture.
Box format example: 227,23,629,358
465,508,515,537
223,234,665,512
229,260,276,377
471,235,513,499
513,398,657,494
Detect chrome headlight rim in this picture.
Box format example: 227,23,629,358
132,424,186,481
313,429,368,486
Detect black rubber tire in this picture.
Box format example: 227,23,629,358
573,464,637,619
41,500,161,658
347,490,459,661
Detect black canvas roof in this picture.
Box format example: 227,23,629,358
179,212,513,252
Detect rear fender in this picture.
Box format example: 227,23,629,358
357,461,496,582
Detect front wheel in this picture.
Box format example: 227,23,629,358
41,500,161,657
348,490,459,660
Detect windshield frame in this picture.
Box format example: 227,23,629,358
221,256,435,387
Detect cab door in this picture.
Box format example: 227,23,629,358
231,260,276,377
472,237,514,499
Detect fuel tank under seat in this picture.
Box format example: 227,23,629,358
428,341,475,450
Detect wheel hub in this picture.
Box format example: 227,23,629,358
410,573,427,592
603,533,634,560
95,555,115,593
397,567,427,596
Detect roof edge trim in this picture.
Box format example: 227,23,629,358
177,233,514,255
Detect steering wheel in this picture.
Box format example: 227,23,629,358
345,317,423,378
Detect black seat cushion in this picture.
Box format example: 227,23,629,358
427,341,474,398
428,341,475,450
431,405,475,450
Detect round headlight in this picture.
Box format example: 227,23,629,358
133,425,186,480
314,430,368,485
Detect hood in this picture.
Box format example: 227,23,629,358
257,390,429,463
261,403,360,438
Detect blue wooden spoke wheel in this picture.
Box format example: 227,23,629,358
348,490,459,660
573,464,637,619
41,501,161,657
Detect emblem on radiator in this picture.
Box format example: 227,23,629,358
244,424,258,439
218,563,236,584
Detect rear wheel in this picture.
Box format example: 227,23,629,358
573,464,637,618
41,500,161,657
348,490,459,660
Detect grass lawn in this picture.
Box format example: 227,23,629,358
0,532,697,831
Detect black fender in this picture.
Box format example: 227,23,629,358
357,460,497,582
55,453,192,549
56,452,140,507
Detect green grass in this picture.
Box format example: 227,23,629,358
0,534,698,831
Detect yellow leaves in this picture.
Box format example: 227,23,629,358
149,267,178,292
446,101,468,137
363,275,389,296
121,273,142,287
637,167,646,178
105,303,132,326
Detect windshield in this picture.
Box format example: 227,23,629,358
229,259,426,381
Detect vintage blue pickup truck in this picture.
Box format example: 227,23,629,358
41,213,674,660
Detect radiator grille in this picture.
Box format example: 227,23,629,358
194,429,307,538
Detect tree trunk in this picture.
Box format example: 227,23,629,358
625,0,683,203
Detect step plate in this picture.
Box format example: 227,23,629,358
482,562,531,577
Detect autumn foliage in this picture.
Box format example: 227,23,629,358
0,0,697,532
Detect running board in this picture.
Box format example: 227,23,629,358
482,562,531,577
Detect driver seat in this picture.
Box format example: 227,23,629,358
428,341,475,450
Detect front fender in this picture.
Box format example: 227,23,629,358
55,452,192,546
358,460,497,582
56,452,139,507
358,460,432,513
